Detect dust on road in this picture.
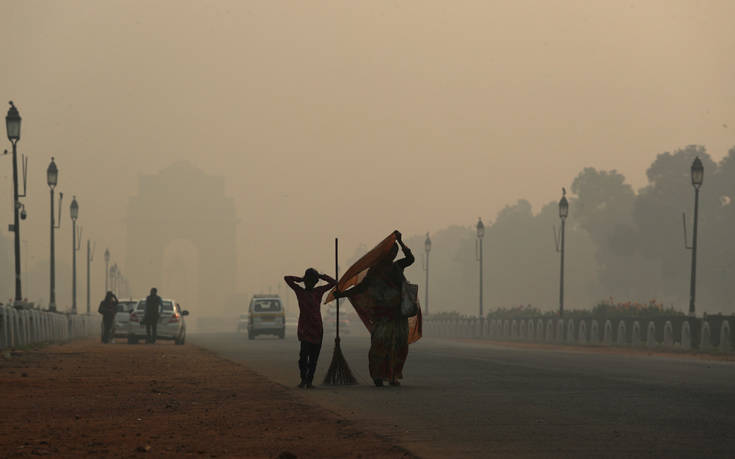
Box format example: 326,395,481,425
0,340,415,458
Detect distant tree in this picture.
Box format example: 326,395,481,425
571,168,660,301
632,145,721,309
403,226,476,315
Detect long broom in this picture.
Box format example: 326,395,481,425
323,237,357,385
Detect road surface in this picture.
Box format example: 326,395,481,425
191,331,735,458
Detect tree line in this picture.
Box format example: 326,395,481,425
402,145,735,316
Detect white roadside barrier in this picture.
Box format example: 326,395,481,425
0,305,101,349
423,315,734,352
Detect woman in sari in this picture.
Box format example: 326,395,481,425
336,230,414,386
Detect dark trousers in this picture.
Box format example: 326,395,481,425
146,322,158,343
299,340,322,383
102,317,115,343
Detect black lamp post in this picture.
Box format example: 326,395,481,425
6,101,23,305
476,218,485,318
424,232,431,316
688,157,704,316
104,249,110,291
86,240,94,314
558,189,569,317
47,158,63,312
70,196,80,314
110,263,118,293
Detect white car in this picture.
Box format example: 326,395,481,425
237,314,248,333
128,298,189,344
247,295,285,340
112,299,139,340
323,305,351,335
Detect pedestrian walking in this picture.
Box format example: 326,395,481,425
284,268,336,388
98,291,119,343
143,287,163,344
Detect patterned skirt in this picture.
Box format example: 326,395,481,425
368,316,409,380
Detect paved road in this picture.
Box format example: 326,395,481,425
191,331,735,458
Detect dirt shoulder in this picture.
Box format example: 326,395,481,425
0,340,415,458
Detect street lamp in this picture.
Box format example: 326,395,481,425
688,157,704,316
6,101,24,305
70,196,80,314
476,218,485,317
104,249,110,291
110,263,118,293
558,188,569,317
424,232,431,316
86,240,95,314
47,158,63,312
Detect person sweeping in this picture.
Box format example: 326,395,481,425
333,230,420,387
284,268,336,388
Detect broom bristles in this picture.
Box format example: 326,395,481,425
322,337,357,385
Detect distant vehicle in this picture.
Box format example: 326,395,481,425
237,314,249,333
128,298,189,345
247,295,285,340
112,299,139,340
323,305,350,335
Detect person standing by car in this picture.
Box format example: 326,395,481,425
284,268,336,388
98,291,119,343
143,288,163,344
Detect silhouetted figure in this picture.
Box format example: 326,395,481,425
98,291,119,343
336,230,414,387
284,268,336,388
143,288,163,344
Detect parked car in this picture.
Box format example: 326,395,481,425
128,299,189,344
237,314,249,333
112,299,139,340
247,295,285,340
323,305,351,335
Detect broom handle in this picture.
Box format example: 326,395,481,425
335,237,339,339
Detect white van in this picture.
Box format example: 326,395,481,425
247,295,285,340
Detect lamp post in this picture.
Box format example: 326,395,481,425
86,240,94,314
110,263,118,293
558,189,569,317
70,196,80,314
104,249,110,291
424,232,431,316
476,218,485,318
47,158,63,312
6,101,24,305
688,157,704,316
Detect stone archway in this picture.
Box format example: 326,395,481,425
126,162,237,314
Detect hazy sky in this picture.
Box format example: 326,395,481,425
1,1,734,305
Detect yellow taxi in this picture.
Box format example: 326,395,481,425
247,295,285,340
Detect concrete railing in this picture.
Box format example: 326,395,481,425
423,315,734,352
0,305,101,349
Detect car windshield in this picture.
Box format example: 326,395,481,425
252,300,281,312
